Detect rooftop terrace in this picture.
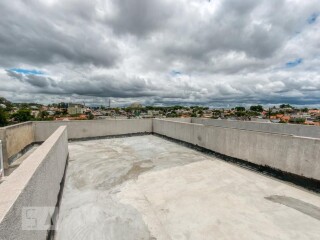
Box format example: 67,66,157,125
56,135,320,240
0,118,319,240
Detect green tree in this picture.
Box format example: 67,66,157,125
235,111,246,117
11,109,32,122
58,102,68,109
280,104,293,109
88,112,94,120
289,118,305,124
125,107,133,113
235,106,245,112
167,112,178,118
173,105,183,110
114,108,120,114
249,105,263,112
40,111,49,119
0,109,8,127
247,111,260,116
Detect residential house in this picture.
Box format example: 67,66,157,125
68,104,85,115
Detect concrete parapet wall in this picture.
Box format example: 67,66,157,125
164,118,192,123
0,130,5,170
0,126,68,240
153,119,320,181
0,122,35,169
34,119,153,142
153,119,198,144
191,118,320,139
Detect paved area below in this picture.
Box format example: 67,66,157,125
55,135,320,240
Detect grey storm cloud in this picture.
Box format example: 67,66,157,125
107,0,175,36
0,0,320,107
0,0,118,67
6,70,56,88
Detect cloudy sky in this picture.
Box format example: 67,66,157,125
0,0,320,107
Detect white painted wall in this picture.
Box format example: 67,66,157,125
153,119,320,181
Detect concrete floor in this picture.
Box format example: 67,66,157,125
55,135,320,240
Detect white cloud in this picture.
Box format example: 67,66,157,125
0,0,320,106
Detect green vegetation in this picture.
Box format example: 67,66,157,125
167,112,178,118
11,109,32,122
289,118,306,124
249,105,263,112
235,111,246,117
88,112,94,120
0,96,318,127
235,106,245,112
280,104,293,109
0,109,8,127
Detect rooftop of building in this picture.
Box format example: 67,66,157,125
54,135,320,239
0,118,319,240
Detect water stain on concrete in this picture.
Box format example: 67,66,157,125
265,195,320,221
123,161,155,180
103,160,155,189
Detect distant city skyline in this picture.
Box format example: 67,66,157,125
2,96,319,109
0,0,319,107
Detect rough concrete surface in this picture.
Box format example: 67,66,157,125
55,135,320,240
153,119,320,181
34,119,152,142
0,126,68,240
5,122,34,160
0,122,34,169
